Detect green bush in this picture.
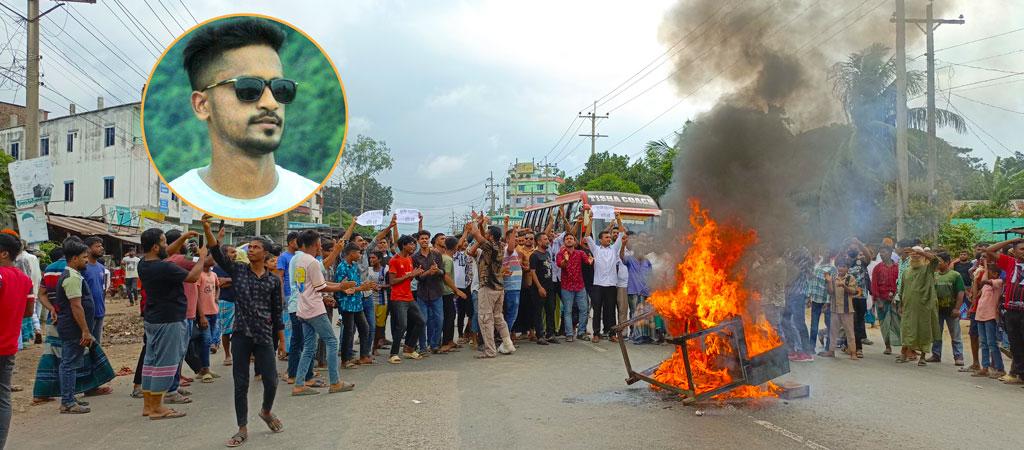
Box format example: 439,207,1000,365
938,222,984,255
143,17,346,183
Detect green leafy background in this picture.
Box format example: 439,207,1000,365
142,17,346,183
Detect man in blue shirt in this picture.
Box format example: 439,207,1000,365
82,237,107,345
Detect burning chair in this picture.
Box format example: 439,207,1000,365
612,311,790,405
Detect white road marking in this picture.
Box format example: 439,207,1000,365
751,417,830,450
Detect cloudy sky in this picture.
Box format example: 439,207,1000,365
0,0,1020,232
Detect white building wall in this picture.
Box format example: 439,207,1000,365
1,102,321,225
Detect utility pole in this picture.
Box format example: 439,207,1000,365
892,0,909,241
485,171,499,216
5,1,91,159
578,101,608,156
906,1,964,231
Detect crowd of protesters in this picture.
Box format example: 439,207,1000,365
4,210,1024,447
774,236,1023,386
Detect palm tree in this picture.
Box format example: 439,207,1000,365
829,43,966,137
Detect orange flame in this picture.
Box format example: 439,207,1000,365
648,199,782,399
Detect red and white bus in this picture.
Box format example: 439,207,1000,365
520,190,663,237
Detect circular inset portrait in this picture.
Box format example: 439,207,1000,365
142,14,347,221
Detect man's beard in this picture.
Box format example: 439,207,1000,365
238,132,283,156
157,248,168,259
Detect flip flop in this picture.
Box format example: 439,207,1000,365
258,411,284,433
84,386,113,397
291,387,320,396
226,432,247,447
130,388,144,399
223,359,233,366
164,394,193,404
150,409,186,420
328,382,355,394
306,379,327,388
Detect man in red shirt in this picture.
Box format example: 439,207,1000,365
871,246,900,355
985,237,1024,384
387,235,426,364
0,233,33,447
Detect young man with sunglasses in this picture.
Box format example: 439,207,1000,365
169,17,317,219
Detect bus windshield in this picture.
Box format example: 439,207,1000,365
589,215,659,239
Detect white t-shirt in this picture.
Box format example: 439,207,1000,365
289,251,328,320
170,165,319,219
122,256,140,279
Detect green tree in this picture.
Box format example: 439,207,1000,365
583,173,641,193
322,175,393,218
938,222,984,254
560,152,631,194
0,152,14,226
626,139,677,200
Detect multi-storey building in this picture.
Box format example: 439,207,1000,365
504,160,563,221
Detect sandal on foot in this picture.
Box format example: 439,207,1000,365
165,394,192,404
328,382,355,394
59,403,90,414
201,374,215,383
226,431,247,447
130,388,144,399
258,411,284,433
306,379,327,388
223,358,233,366
291,387,320,396
149,409,186,420
84,386,112,397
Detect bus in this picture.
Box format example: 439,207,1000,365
520,190,663,238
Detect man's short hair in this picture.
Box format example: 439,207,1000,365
397,235,416,249
165,229,183,245
598,231,611,240
140,228,164,254
296,230,320,248
937,251,951,263
487,226,502,242
416,230,431,240
445,236,458,251
49,247,64,262
0,233,21,260
182,17,287,90
250,236,273,253
63,239,89,259
286,231,299,244
343,243,361,256
83,236,103,248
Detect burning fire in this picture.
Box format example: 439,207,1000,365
648,199,782,399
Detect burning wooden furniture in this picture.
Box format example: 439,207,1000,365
612,312,790,405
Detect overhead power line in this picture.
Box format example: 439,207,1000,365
142,0,177,39
156,0,186,33
933,26,1024,53
177,0,199,25
392,178,487,195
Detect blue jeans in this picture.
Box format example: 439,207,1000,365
809,302,830,351
978,320,1005,371
421,297,443,349
296,314,339,387
781,293,811,354
415,298,428,351
932,307,963,360
59,339,86,406
504,290,521,332
362,297,376,349
286,312,312,381
561,289,589,336
208,312,220,345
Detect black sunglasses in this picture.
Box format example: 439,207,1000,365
202,77,298,104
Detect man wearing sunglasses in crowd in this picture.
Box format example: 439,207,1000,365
169,17,317,219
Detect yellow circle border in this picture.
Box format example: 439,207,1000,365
139,12,349,223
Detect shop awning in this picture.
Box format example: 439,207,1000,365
47,214,141,244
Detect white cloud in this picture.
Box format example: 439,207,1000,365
348,115,373,136
426,84,487,107
417,155,468,180
488,135,500,149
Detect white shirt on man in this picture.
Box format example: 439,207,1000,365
170,165,319,219
585,234,624,287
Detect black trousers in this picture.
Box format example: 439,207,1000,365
231,334,277,428
441,294,456,345
533,285,557,338
389,301,425,356
133,333,146,386
852,297,867,351
1005,310,1024,377
341,310,370,361
592,285,618,336
456,293,473,336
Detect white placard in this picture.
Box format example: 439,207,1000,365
179,206,194,225
356,210,384,226
15,205,48,244
590,204,615,220
395,208,420,224
7,158,53,208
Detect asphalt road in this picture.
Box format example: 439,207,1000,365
7,326,1021,449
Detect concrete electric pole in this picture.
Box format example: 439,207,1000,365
578,101,608,156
